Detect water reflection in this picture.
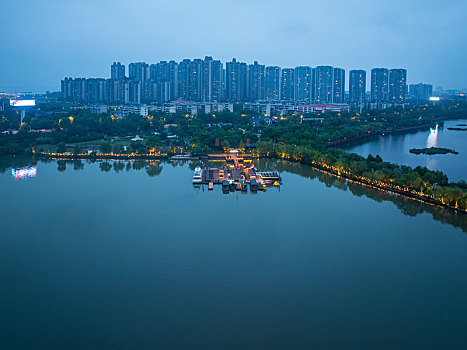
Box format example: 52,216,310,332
99,162,112,172
42,159,167,178
261,159,467,234
146,164,163,177
0,156,37,174
2,156,466,233
11,166,37,180
73,160,84,171
345,119,467,182
57,160,67,172
426,124,439,148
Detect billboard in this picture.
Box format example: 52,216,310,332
10,99,36,107
429,97,440,101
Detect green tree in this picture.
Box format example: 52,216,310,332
221,139,230,152
57,142,66,153
101,142,112,153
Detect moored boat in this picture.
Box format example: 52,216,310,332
229,180,236,191
250,179,258,191
241,180,248,191
192,167,203,184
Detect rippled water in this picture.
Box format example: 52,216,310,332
1,157,466,349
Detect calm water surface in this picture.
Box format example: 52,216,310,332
345,118,467,182
1,157,467,349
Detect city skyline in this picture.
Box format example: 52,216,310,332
1,0,466,92
4,56,452,95
61,59,409,105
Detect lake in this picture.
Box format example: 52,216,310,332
1,157,467,349
345,118,467,182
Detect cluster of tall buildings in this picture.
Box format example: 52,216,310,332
61,57,410,105
409,83,433,100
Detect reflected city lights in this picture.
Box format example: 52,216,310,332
11,166,37,180
426,124,438,148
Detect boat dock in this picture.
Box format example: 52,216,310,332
255,171,281,181
195,149,282,191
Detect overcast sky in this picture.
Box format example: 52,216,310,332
0,0,466,92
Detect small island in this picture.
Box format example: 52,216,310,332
409,147,458,155
447,127,467,131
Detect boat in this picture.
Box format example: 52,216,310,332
241,180,248,191
257,180,265,191
264,180,272,186
256,171,282,183
250,179,258,191
229,180,236,191
208,182,214,190
192,167,203,184
222,180,230,191
273,181,280,187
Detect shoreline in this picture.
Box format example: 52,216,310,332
326,116,466,148
268,156,467,215
37,152,467,215
37,152,201,161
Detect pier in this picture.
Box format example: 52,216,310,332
195,149,282,189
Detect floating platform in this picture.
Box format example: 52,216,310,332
256,171,281,182
195,150,282,190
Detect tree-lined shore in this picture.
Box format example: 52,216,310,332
254,142,467,212
1,101,467,211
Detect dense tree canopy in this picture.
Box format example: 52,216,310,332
1,101,466,211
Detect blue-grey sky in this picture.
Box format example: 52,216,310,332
1,0,466,92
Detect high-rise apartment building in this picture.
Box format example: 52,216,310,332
294,66,312,102
371,68,389,102
148,61,178,102
248,61,265,101
64,58,409,107
86,78,105,103
128,80,141,104
313,66,334,103
61,78,86,102
190,59,203,101
128,62,149,82
104,79,120,103
111,62,125,80
201,56,223,102
167,61,178,100
349,70,366,103
265,66,281,100
409,83,433,100
281,68,295,101
225,58,247,102
333,68,345,103
389,69,407,103
150,61,168,82
178,59,191,100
